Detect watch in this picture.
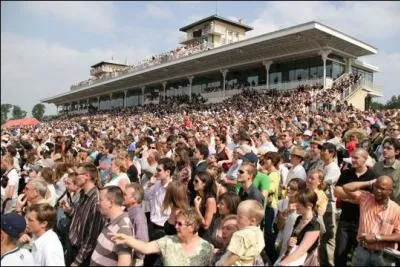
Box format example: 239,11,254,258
375,233,382,241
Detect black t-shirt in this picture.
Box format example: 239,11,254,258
335,168,376,223
293,215,320,254
238,185,265,206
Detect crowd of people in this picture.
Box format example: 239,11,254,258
1,86,399,266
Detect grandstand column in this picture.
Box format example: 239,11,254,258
141,86,145,106
162,81,167,101
97,96,100,109
109,93,113,110
221,69,228,97
188,76,194,102
86,99,89,110
319,49,331,89
55,105,59,114
123,90,128,108
262,60,273,89
346,58,352,74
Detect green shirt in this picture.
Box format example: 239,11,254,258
253,171,270,192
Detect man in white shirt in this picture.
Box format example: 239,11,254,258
319,142,341,267
143,157,174,266
286,146,307,185
26,203,65,266
1,212,35,266
1,155,20,214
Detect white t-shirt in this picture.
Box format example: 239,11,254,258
286,164,307,185
46,184,57,207
1,168,20,201
32,229,65,266
105,173,130,188
1,247,36,266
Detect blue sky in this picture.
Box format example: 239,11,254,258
2,1,400,115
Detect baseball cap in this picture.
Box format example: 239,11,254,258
1,212,26,238
242,152,258,165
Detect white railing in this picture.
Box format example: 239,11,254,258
269,78,323,91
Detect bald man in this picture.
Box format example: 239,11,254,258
334,148,377,267
342,176,400,266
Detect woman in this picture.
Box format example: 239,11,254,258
212,192,240,248
172,147,192,187
305,169,328,216
162,181,189,235
53,162,68,199
214,135,232,164
105,156,130,191
276,188,321,266
193,172,217,242
40,167,57,207
111,208,214,266
261,152,281,264
275,178,306,260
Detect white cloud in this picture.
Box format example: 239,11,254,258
20,1,116,34
145,3,174,19
247,1,400,40
1,32,153,115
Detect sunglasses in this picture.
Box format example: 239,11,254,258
156,168,163,172
238,170,245,174
194,179,201,184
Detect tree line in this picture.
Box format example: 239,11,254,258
1,103,46,124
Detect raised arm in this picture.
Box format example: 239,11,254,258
111,233,160,255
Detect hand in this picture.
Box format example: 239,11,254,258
17,194,27,211
60,199,72,213
194,196,202,209
359,233,376,244
18,233,32,244
288,237,297,248
110,232,131,245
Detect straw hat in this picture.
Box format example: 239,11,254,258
291,146,306,158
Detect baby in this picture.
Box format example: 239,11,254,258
216,200,265,266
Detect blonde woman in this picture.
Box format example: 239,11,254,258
105,156,130,191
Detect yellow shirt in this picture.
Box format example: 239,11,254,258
315,189,328,216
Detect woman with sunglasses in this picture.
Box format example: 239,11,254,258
193,172,218,243
111,208,214,266
275,178,306,260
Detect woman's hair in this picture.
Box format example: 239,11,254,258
288,178,307,192
296,187,318,212
195,172,217,201
54,162,68,182
174,147,191,171
207,164,222,181
177,207,202,234
219,192,240,216
113,156,127,173
262,151,281,168
162,181,189,214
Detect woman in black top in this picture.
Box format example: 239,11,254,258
279,188,321,266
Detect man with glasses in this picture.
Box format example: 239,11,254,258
62,162,105,266
278,130,294,163
372,138,400,205
143,157,174,266
237,162,264,205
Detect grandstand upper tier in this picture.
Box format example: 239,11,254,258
41,16,383,112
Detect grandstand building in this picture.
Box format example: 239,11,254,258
42,15,382,112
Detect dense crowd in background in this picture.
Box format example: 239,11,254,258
1,83,399,266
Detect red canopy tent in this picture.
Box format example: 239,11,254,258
2,117,40,128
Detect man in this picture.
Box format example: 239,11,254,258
342,176,400,266
1,212,35,266
26,203,65,266
91,186,133,266
278,130,294,163
368,123,383,159
286,146,307,184
257,131,278,154
63,162,105,266
124,183,149,266
98,143,114,186
334,148,376,267
319,142,341,267
372,138,400,205
143,157,174,266
237,162,264,205
15,178,48,216
303,139,324,174
1,155,20,214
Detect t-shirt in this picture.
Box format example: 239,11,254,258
1,247,36,266
155,235,214,266
252,171,270,192
335,168,376,223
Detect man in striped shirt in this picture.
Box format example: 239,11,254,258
63,163,105,266
343,175,400,266
91,186,133,266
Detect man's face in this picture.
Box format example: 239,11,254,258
99,189,112,217
237,166,251,183
26,211,44,235
220,219,238,246
350,151,367,169
123,187,136,206
382,143,398,160
372,179,393,202
75,167,88,187
155,164,168,180
24,181,37,202
310,143,321,157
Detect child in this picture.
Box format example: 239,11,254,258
216,200,265,266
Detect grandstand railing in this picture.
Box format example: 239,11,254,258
269,78,324,91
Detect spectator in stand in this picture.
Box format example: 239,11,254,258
342,176,400,266
286,146,307,183
91,186,133,266
1,212,35,266
237,162,264,205
26,203,65,266
303,140,324,175
15,178,49,216
111,208,214,266
334,148,376,267
213,215,239,264
124,183,148,266
1,155,20,214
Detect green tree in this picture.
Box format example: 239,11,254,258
11,105,27,119
1,103,13,123
31,103,46,121
385,95,400,109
